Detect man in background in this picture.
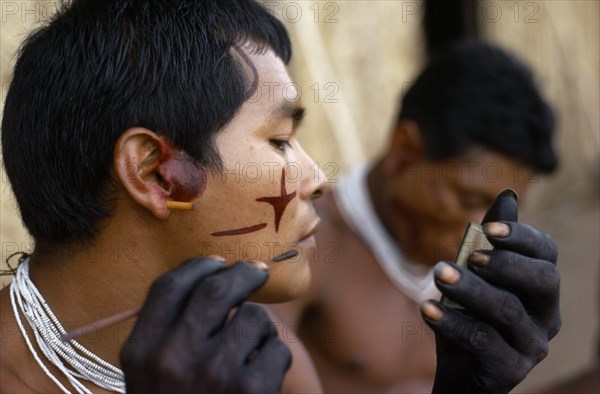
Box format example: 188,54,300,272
273,40,558,393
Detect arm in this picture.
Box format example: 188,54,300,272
422,190,561,393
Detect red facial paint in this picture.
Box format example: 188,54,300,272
156,140,207,201
256,168,296,232
211,223,268,237
210,168,297,237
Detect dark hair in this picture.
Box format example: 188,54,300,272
398,40,558,172
2,0,291,243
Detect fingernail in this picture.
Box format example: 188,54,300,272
421,301,443,321
206,255,226,262
252,261,269,271
469,252,490,266
483,222,510,237
435,262,460,284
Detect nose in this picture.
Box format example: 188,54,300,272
296,145,327,200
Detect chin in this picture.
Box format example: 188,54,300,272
249,260,312,303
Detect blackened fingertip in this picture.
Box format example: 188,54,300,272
238,260,269,272
253,261,269,271
420,301,443,321
206,254,226,263
469,251,490,266
434,262,461,285
483,222,510,238
498,188,518,202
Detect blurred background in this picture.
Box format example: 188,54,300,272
1,1,598,392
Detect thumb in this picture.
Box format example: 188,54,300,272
481,189,518,224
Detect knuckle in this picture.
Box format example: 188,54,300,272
468,324,490,351
547,313,562,339
530,336,549,364
543,234,558,265
544,234,558,262
499,293,523,326
537,263,560,294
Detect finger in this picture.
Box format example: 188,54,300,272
173,262,269,342
245,337,292,393
421,301,533,390
127,257,227,345
433,262,541,353
482,189,518,224
468,249,560,309
216,303,276,365
122,257,227,368
483,221,558,263
421,300,508,354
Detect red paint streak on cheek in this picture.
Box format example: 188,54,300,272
211,223,267,237
256,168,296,232
157,142,207,201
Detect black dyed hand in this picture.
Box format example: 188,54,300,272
422,190,561,394
120,257,292,394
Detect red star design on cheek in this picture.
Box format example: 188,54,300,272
256,168,297,232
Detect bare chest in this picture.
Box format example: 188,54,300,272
301,245,437,391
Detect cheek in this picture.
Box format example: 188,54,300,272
250,254,312,303
192,157,305,258
392,176,453,220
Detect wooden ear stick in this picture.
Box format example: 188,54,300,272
60,249,299,342
60,306,143,343
167,201,196,211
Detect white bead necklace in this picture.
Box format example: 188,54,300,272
10,257,126,394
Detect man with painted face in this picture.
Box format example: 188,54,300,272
0,1,559,393
272,41,560,393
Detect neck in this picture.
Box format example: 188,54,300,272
366,161,449,267
27,221,170,366
367,160,416,257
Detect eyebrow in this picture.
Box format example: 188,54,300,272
271,102,306,126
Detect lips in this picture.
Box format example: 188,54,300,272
299,218,321,242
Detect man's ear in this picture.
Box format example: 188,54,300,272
383,119,424,175
114,127,173,220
